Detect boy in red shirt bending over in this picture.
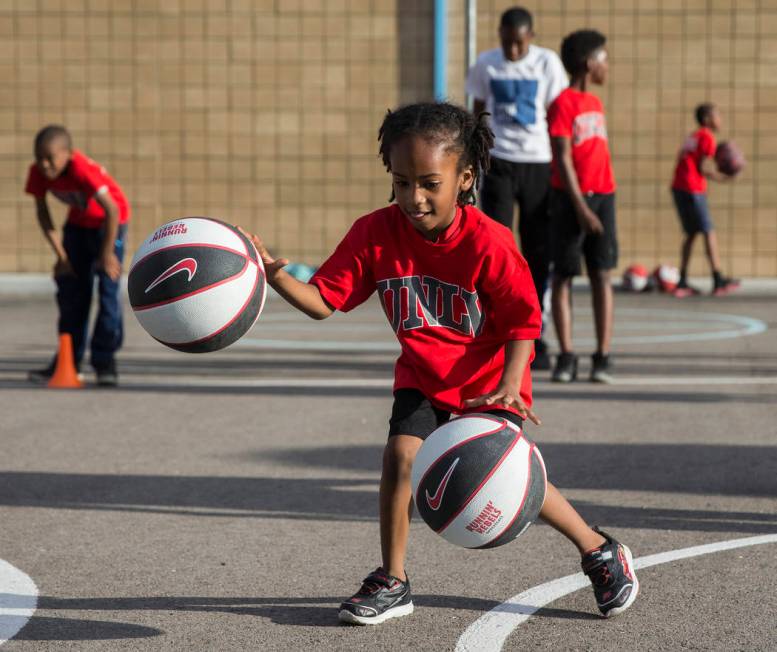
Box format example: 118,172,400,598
670,103,739,297
25,125,130,386
547,29,616,384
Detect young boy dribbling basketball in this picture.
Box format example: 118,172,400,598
244,102,638,624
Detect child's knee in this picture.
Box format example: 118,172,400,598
588,268,611,285
552,275,573,292
383,436,421,476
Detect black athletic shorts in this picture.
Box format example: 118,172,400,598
388,388,523,440
550,189,618,277
479,158,552,305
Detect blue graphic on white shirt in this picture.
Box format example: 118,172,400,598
490,79,539,127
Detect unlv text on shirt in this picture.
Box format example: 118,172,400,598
377,275,484,337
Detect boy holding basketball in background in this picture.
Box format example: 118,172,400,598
25,125,130,386
547,30,617,384
670,103,740,297
244,101,638,625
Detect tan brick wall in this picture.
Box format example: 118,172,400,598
0,0,434,271
1,1,775,276
472,1,777,277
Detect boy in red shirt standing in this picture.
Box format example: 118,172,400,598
670,103,739,297
547,30,616,384
25,125,130,386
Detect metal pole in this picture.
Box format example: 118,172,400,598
434,0,448,101
465,0,477,110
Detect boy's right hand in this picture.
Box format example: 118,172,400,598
237,228,289,282
53,258,75,278
577,206,604,235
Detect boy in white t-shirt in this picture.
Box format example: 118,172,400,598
466,6,567,370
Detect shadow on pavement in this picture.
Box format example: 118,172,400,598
0,438,775,534
10,615,162,640
0,472,379,521
266,442,777,498
11,593,593,636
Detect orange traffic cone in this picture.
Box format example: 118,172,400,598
47,333,84,389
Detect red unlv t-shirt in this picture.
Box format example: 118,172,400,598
25,149,130,228
671,127,716,193
548,87,616,194
310,204,541,415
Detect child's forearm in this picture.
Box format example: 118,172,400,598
96,193,119,258
501,339,534,386
269,270,333,320
34,200,67,261
558,150,589,215
242,228,333,320
701,158,728,182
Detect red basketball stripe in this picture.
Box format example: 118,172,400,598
436,431,523,535
133,258,250,312
131,242,251,271
156,260,265,347
479,442,537,546
415,418,515,507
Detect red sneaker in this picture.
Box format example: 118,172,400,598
673,284,701,298
712,277,741,296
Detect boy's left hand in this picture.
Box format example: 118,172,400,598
464,385,541,426
98,252,122,281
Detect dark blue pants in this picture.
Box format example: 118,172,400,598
56,223,126,370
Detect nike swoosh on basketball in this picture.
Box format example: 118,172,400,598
144,258,198,293
425,457,460,511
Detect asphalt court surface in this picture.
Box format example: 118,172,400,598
1,285,776,650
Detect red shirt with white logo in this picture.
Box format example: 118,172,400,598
25,149,130,228
548,88,616,194
671,127,716,193
309,204,541,415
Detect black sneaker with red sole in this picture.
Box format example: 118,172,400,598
581,527,639,617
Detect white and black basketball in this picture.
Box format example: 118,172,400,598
411,414,546,549
128,217,266,353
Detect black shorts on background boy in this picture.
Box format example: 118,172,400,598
547,30,617,384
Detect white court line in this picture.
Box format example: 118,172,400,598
455,532,777,652
122,377,394,388
237,338,399,352
117,376,777,389
0,559,38,645
236,308,766,351
610,376,777,386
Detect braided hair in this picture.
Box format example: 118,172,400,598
377,102,494,205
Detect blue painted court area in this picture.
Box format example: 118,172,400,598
0,285,775,650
